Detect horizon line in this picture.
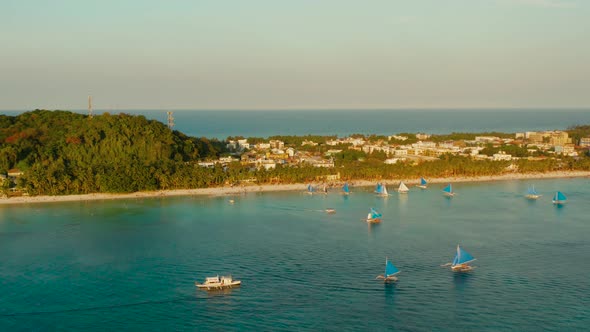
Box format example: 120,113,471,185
1,106,590,112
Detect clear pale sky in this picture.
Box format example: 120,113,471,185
1,0,589,110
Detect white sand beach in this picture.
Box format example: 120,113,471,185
1,170,588,205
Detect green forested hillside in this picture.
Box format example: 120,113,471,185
0,110,226,195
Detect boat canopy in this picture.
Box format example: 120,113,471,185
206,276,220,283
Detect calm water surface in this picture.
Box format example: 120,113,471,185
3,109,590,139
1,178,589,330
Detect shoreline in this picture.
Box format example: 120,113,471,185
1,170,588,206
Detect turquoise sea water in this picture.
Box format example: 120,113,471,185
2,109,590,139
1,178,589,330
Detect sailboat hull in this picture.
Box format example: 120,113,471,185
376,275,398,282
416,185,427,189
196,281,241,290
443,192,455,197
526,194,541,200
451,264,473,272
366,218,381,223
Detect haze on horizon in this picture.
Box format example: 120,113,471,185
1,0,589,111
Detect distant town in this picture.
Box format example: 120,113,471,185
197,130,585,172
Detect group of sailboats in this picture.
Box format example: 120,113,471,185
307,182,352,195
375,181,412,195
306,184,329,195
526,185,567,204
377,245,477,283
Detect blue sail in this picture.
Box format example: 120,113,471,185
307,184,315,192
385,259,400,277
420,177,427,186
370,208,382,219
453,245,476,265
554,191,567,201
443,184,452,193
375,183,383,194
343,182,350,193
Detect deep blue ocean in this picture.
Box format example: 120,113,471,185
1,179,590,331
2,109,590,139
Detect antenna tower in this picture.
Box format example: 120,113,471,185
88,96,93,118
167,111,175,130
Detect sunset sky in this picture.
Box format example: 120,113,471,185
1,0,589,110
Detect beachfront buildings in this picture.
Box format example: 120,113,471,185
525,131,571,146
210,129,583,172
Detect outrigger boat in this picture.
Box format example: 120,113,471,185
196,275,241,290
442,184,455,197
552,191,567,205
525,185,542,200
375,183,389,197
416,177,428,189
325,208,336,214
376,257,400,282
366,208,382,223
443,245,476,272
342,182,350,195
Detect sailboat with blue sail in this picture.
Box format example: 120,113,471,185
552,191,567,204
376,257,400,282
416,177,428,189
365,208,382,223
306,184,315,195
447,245,476,272
342,182,350,195
442,184,455,197
525,185,542,200
375,182,389,196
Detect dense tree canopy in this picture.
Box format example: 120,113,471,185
0,110,226,195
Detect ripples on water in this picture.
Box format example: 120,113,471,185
1,178,589,330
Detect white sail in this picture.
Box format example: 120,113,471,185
398,182,409,193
